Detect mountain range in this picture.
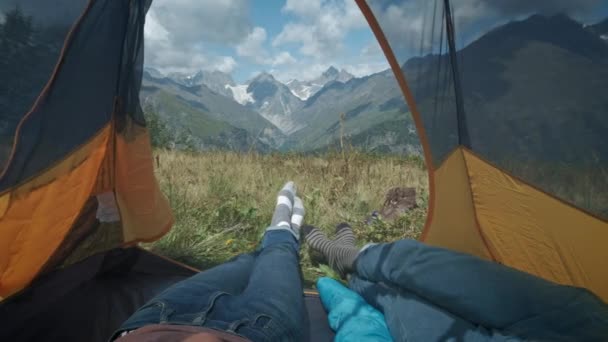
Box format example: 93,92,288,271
286,66,354,100
140,14,608,160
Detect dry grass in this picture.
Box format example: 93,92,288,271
147,149,429,285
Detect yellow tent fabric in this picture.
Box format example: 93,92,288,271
357,0,608,302
422,147,608,301
0,125,110,297
0,0,172,299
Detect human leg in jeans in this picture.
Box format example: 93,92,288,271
348,275,498,341
305,224,608,341
114,182,306,342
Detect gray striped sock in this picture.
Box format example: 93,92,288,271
335,223,356,247
304,226,359,277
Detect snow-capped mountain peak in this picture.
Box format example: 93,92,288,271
286,66,355,100
225,84,254,105
165,69,236,98
245,71,305,134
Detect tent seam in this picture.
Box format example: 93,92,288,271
461,148,499,262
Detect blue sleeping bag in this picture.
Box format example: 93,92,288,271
316,277,393,341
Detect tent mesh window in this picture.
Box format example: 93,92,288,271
0,0,89,170
368,0,608,219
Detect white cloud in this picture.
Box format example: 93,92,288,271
144,10,170,44
343,62,389,78
236,29,300,68
236,26,269,64
216,56,238,73
273,62,334,82
150,0,250,46
271,51,388,82
144,0,251,74
361,41,384,59
282,0,321,17
272,51,297,66
269,1,390,81
274,0,367,59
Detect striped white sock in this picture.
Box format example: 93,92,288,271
266,182,302,241
270,181,295,228
290,197,305,240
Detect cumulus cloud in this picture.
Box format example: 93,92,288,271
268,0,391,82
272,51,297,66
150,0,250,46
273,62,335,82
236,26,269,64
144,10,238,74
235,28,301,68
282,0,322,17
274,0,367,59
144,0,251,74
344,61,390,78
272,50,388,82
216,56,238,73
361,41,384,59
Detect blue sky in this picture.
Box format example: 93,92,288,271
1,0,606,83
144,0,386,83
143,0,608,83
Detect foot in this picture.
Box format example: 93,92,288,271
334,223,356,247
266,182,304,241
303,225,360,277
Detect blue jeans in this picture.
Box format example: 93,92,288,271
349,239,608,342
113,230,304,342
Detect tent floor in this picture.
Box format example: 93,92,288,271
0,247,335,342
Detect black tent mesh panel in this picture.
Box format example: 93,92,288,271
368,0,608,219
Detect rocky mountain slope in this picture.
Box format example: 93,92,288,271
285,66,354,100
244,72,305,134
141,71,285,151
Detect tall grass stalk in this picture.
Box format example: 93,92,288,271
148,149,429,285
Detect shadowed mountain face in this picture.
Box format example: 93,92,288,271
587,18,608,41
284,15,608,159
140,71,285,151
395,13,608,219
284,70,414,152
404,14,608,166
245,73,305,135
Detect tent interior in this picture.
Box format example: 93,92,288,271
0,0,607,341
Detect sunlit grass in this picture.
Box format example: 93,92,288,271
147,149,429,286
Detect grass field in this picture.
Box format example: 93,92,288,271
147,149,429,286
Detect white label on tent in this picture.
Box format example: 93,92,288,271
96,192,120,222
